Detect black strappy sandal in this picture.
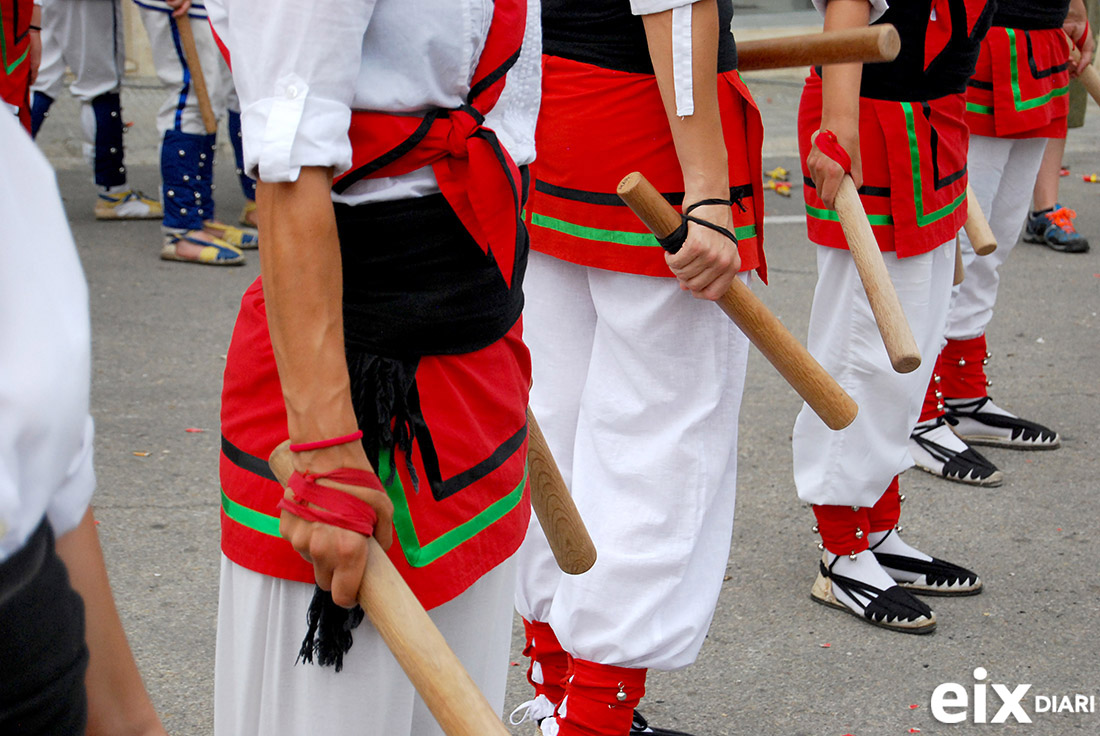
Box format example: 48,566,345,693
810,555,937,634
871,530,983,597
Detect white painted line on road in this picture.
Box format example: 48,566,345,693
762,214,806,225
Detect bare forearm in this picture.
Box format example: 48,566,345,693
642,0,729,204
820,0,869,139
55,510,166,736
256,168,364,474
807,0,871,205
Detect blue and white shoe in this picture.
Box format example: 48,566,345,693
95,188,163,220
1024,205,1089,253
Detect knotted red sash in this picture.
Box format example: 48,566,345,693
334,0,528,289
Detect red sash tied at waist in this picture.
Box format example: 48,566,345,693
333,0,528,290
337,103,524,289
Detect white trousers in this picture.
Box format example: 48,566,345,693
214,555,516,736
33,0,126,173
514,251,749,670
136,7,237,134
33,0,124,101
946,135,1048,341
793,243,955,508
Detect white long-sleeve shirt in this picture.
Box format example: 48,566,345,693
206,0,541,206
0,112,96,563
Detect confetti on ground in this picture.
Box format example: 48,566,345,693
1057,528,1063,532
909,704,920,709
909,729,921,733
185,428,204,433
1083,173,1099,182
821,643,831,648
765,180,792,197
765,166,790,181
510,661,520,667
133,451,150,457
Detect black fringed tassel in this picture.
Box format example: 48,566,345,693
295,351,418,671
296,586,365,672
346,352,421,491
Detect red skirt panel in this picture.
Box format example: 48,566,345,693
966,26,1070,139
527,54,766,282
219,277,532,610
800,72,969,257
1,0,33,130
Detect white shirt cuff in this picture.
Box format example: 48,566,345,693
45,415,96,540
630,0,696,16
242,75,353,183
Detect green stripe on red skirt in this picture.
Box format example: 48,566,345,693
800,71,968,257
965,26,1069,139
527,54,766,282
219,277,532,611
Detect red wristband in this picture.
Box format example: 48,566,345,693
277,467,382,537
289,430,364,453
816,129,852,175
1077,21,1091,51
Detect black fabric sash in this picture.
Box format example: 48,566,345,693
336,190,526,360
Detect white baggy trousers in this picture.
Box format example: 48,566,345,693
514,251,749,670
946,134,1048,341
215,555,516,736
793,242,956,508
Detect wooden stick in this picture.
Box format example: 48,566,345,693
616,173,858,431
964,183,997,256
736,25,900,72
527,408,597,575
1067,33,1100,108
174,15,218,135
833,176,922,373
269,444,510,736
953,236,965,286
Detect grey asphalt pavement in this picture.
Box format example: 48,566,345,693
41,69,1100,736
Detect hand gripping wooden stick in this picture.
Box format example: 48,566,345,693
736,25,900,72
526,408,597,575
174,14,218,135
616,173,858,431
832,176,922,373
964,183,997,256
1066,33,1100,108
269,444,510,736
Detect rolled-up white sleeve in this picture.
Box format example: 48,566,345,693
207,0,376,182
812,0,889,24
629,0,694,14
45,415,96,539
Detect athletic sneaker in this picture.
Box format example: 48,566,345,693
95,188,163,220
1024,205,1089,253
509,694,556,731
944,396,1061,450
909,416,1003,486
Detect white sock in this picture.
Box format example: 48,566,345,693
869,529,932,583
825,550,897,611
